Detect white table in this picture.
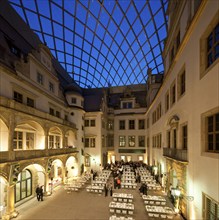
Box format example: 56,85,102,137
145,205,175,219
142,195,166,205
109,202,134,215
113,193,133,203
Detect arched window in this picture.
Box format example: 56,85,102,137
15,169,32,203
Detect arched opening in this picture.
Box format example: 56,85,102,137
66,156,78,179
15,169,32,203
0,176,7,217
14,164,46,205
49,159,63,188
65,130,76,148
48,127,62,149
0,119,9,151
13,121,44,150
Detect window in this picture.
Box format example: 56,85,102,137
176,31,180,51
85,138,89,148
49,108,55,116
49,135,61,149
138,136,145,147
207,113,219,152
13,131,23,150
27,97,34,107
13,131,35,150
128,136,135,147
165,92,170,112
122,102,133,109
138,156,144,161
15,170,32,203
203,193,219,220
49,82,54,92
71,97,76,104
179,71,186,96
167,130,171,148
37,72,43,85
173,129,177,148
14,91,23,103
119,120,125,130
129,120,135,129
138,120,145,129
85,156,90,167
10,46,20,57
56,111,60,118
26,133,34,150
90,138,95,147
84,137,96,148
157,103,162,120
108,120,114,130
90,119,96,127
81,100,84,107
85,120,89,127
171,84,176,105
182,125,188,149
65,114,68,121
207,23,219,67
119,136,126,147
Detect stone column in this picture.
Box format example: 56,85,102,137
44,173,51,196
3,185,18,220
8,116,15,161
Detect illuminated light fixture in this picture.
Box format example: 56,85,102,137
173,188,181,213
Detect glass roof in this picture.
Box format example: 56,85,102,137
9,0,168,88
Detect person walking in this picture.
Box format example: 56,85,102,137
104,184,108,197
39,186,44,201
35,185,41,201
109,183,113,196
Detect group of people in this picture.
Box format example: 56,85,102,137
36,185,44,201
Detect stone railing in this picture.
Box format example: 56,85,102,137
0,148,78,163
163,148,188,162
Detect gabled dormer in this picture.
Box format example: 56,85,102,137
39,43,52,71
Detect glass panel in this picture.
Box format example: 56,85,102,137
207,33,213,50
216,134,219,151
9,0,168,88
208,116,213,132
21,181,26,199
15,183,21,202
26,133,34,150
216,113,219,131
208,134,213,150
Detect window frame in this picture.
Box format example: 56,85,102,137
129,120,135,130
37,72,43,85
138,136,145,147
128,135,135,147
119,120,125,130
119,136,126,147
138,119,145,129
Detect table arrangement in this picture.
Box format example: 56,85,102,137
109,215,134,220
142,195,166,205
113,193,133,203
145,205,175,219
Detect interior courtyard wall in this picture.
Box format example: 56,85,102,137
146,1,218,219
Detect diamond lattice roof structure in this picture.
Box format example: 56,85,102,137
9,0,168,88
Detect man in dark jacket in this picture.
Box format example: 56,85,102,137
36,185,41,201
